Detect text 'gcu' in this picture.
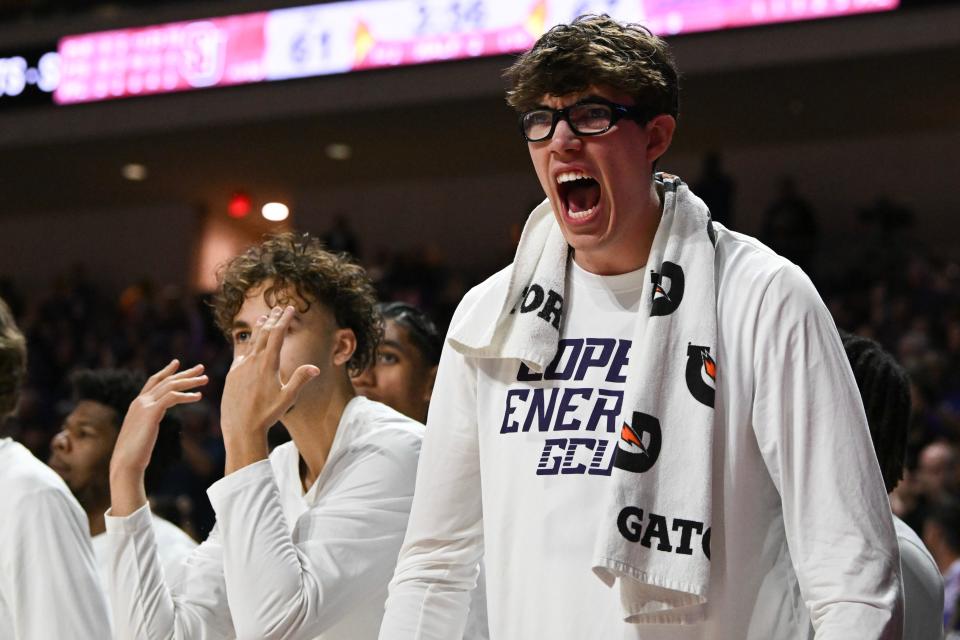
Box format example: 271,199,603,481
685,344,716,408
650,261,684,317
613,411,661,474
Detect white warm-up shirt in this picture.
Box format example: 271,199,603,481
92,513,196,589
0,438,112,639
895,516,944,639
381,225,902,639
105,396,423,640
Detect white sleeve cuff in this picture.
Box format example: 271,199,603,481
207,458,274,512
104,502,152,534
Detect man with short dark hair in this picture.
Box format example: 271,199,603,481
381,15,901,639
106,233,424,639
0,297,112,639
49,368,196,588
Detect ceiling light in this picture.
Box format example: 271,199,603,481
262,202,289,222
325,143,352,161
122,163,148,181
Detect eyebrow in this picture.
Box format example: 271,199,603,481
381,339,407,351
535,94,605,109
231,321,251,331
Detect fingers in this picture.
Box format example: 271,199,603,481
161,374,208,394
164,391,204,408
142,359,180,393
253,306,283,353
265,306,295,365
279,364,320,409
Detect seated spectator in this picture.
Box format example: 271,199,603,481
923,498,960,633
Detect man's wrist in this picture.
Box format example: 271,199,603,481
109,466,148,517
223,430,269,476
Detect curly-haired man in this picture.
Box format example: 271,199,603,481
0,297,112,639
106,233,424,639
382,15,902,639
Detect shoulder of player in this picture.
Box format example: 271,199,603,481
714,224,824,320
151,513,198,547
894,517,938,569
0,442,78,509
339,397,425,457
451,264,512,319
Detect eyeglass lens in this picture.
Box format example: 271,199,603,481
523,103,614,141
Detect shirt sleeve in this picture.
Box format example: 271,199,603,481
105,504,234,640
206,431,421,640
2,486,112,639
379,329,485,639
752,264,904,639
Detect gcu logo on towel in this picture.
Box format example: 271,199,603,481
510,283,563,330
685,344,716,408
613,411,661,474
650,262,684,316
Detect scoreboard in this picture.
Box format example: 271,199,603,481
1,0,902,107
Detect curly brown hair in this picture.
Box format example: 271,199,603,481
212,233,381,377
0,297,26,418
504,14,679,120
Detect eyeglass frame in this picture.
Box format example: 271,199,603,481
517,96,652,142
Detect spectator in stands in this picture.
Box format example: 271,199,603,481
922,498,960,633
49,368,197,587
693,151,735,228
761,176,819,272
918,440,960,503
0,296,111,639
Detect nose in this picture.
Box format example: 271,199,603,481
549,118,582,153
51,429,70,453
351,366,376,391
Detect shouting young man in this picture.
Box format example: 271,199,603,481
0,297,112,639
381,15,902,639
106,233,424,639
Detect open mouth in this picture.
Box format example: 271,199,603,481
557,171,601,220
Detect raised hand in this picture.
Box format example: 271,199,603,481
109,359,207,516
221,305,319,474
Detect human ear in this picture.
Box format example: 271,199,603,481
645,114,676,166
331,328,357,368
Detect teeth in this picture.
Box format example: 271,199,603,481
556,171,593,184
569,206,595,220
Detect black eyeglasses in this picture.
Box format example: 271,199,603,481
518,97,649,142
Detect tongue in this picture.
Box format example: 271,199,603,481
567,181,600,213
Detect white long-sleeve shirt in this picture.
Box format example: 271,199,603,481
92,512,196,593
381,224,903,639
894,516,944,640
0,438,112,640
106,396,423,640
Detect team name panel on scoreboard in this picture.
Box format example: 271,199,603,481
54,0,899,105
